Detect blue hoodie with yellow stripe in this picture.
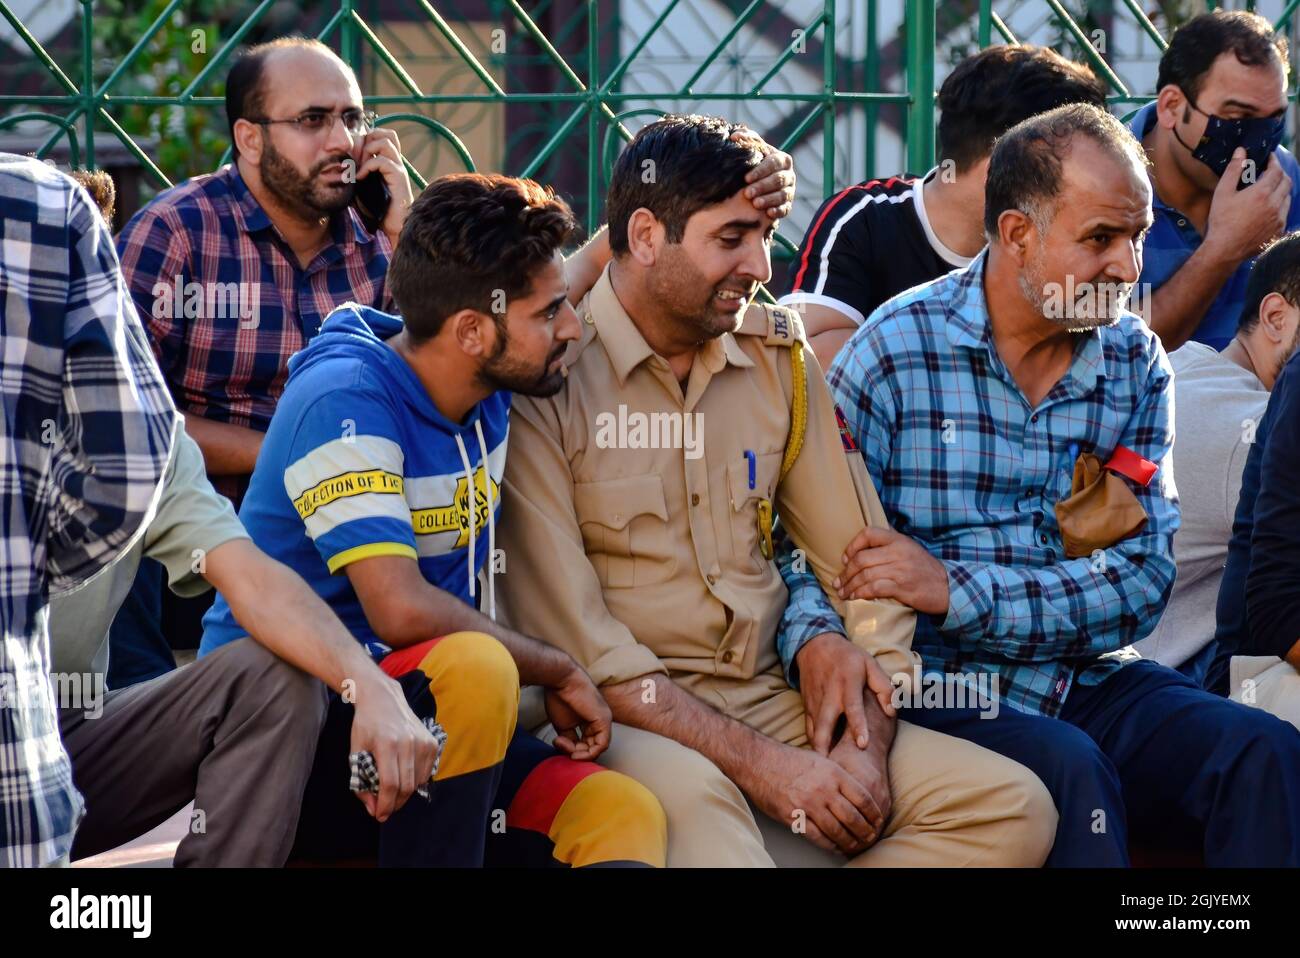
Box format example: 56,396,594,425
200,302,509,660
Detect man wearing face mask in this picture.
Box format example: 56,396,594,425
1136,10,1300,352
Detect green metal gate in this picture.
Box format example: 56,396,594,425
0,0,1296,259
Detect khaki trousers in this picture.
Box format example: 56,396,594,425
1230,655,1300,731
524,667,1056,867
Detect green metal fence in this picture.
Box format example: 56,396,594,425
0,0,1296,256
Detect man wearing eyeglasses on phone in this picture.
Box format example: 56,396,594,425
107,37,414,687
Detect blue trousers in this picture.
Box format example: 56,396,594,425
106,558,175,689
902,660,1300,866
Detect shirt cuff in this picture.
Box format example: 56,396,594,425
779,616,845,690
586,642,670,688
940,559,987,640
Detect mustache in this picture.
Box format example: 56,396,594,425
312,155,355,177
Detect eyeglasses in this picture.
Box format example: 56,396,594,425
250,109,378,136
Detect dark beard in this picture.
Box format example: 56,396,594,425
477,330,568,397
649,249,748,342
259,141,353,218
1276,324,1300,384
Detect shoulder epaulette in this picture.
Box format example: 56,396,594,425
735,302,805,347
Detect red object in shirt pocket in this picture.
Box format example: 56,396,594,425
1103,445,1158,487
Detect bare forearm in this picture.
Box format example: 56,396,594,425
810,328,854,372
379,583,575,687
1148,245,1240,350
183,414,263,476
206,540,381,695
603,674,770,792
863,696,896,756
564,226,610,304
1286,638,1300,673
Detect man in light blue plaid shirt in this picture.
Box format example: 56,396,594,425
777,104,1300,866
0,154,177,866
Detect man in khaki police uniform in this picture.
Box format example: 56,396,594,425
496,115,1057,866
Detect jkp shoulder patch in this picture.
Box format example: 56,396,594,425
764,304,805,347
735,302,805,346
834,404,859,453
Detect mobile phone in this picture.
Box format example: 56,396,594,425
352,170,391,233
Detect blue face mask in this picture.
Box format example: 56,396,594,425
1175,100,1285,188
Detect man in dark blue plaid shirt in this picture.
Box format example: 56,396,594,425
0,154,177,866
778,104,1300,866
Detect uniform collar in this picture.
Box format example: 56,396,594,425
589,265,753,385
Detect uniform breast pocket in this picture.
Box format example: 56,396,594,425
726,451,783,573
574,474,676,589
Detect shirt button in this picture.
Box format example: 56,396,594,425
691,493,700,506
1177,218,1186,227
1039,533,1049,544
706,574,716,585
722,650,734,664
1031,414,1040,424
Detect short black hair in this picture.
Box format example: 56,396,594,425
225,37,346,158
606,114,764,256
984,102,1148,238
1156,10,1288,105
938,44,1107,172
1239,232,1300,334
387,173,578,344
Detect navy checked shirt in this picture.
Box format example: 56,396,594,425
1129,102,1300,351
776,250,1180,718
0,154,177,866
116,163,392,501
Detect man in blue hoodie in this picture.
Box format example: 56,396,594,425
200,173,668,867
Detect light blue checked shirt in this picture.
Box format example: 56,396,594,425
0,155,177,866
776,250,1179,718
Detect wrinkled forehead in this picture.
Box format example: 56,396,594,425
1055,139,1152,228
